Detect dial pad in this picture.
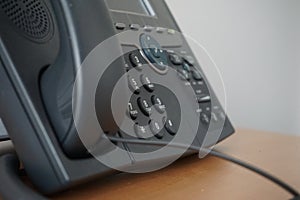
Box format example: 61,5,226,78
109,23,232,155
123,46,215,143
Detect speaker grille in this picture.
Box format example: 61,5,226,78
0,0,53,41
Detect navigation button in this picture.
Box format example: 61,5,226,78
149,44,163,58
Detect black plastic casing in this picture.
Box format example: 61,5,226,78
0,0,235,194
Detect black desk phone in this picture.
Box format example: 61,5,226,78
0,0,234,194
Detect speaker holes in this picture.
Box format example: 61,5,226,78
0,0,53,41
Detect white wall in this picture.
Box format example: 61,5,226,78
166,0,300,135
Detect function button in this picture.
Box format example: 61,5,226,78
182,62,191,72
137,97,152,116
144,25,154,32
156,27,166,33
167,29,176,35
164,118,176,136
128,103,138,120
134,124,152,139
169,53,182,65
128,76,140,94
141,75,155,92
149,120,164,139
178,69,190,81
130,24,140,30
115,22,126,30
184,55,195,65
151,95,166,113
192,70,202,81
200,113,211,125
197,94,211,103
129,52,143,70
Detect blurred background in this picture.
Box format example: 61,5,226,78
166,0,300,135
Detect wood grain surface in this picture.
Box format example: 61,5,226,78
49,129,300,200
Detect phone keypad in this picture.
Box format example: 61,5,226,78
111,24,229,154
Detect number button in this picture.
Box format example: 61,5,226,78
150,120,164,139
137,98,152,116
134,124,152,139
151,95,166,113
128,76,140,94
164,118,176,136
129,52,143,70
128,103,138,120
141,75,155,92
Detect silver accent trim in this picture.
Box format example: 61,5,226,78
141,0,156,17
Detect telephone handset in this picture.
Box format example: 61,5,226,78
0,0,234,194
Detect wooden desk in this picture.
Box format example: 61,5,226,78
49,129,299,199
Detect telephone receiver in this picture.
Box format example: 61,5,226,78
0,0,234,194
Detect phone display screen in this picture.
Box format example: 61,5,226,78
106,0,156,16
